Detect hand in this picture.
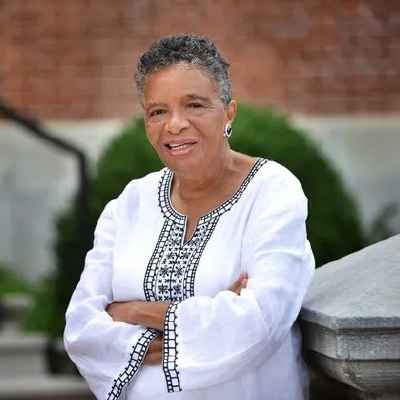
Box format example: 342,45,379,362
106,301,138,324
144,336,163,365
228,272,248,295
106,300,169,331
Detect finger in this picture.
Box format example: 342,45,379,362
228,279,242,294
106,302,125,320
239,273,248,288
228,273,248,293
144,350,162,365
241,277,248,289
149,337,163,352
232,272,246,288
106,301,122,312
106,303,116,318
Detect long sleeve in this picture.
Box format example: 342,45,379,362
162,168,315,392
64,199,158,400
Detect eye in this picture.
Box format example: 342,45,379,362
149,109,165,118
188,102,203,109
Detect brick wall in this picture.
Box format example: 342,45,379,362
1,0,399,119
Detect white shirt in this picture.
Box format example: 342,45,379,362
64,159,315,400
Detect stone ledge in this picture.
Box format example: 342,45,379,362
301,322,400,360
300,235,400,397
301,235,400,330
306,351,400,394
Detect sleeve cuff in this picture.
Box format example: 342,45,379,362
162,302,182,393
107,328,159,399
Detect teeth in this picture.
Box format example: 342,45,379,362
169,143,191,149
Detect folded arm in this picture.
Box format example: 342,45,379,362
158,172,315,392
106,273,248,364
64,200,159,399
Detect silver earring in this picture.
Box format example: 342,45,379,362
224,123,232,138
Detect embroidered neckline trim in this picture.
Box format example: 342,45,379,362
158,158,268,223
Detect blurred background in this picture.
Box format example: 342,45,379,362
1,0,399,283
1,0,400,284
0,0,399,388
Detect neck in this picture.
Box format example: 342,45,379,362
172,149,235,202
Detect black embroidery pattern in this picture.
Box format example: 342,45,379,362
145,216,219,303
107,328,158,400
163,302,181,392
143,157,268,393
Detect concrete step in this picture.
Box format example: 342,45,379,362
0,376,94,400
0,332,47,377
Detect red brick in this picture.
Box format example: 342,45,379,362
0,0,399,118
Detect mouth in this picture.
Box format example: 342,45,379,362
165,141,197,155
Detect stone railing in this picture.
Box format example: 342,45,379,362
300,235,400,400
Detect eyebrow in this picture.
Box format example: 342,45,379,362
145,94,210,110
144,102,167,110
184,94,210,102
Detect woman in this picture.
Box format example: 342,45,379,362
64,34,315,400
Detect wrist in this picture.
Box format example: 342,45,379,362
130,301,144,325
144,302,170,331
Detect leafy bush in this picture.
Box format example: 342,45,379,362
0,263,31,297
50,119,163,337
0,263,32,329
50,104,365,337
231,104,365,265
22,278,58,335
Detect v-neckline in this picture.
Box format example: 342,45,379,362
158,157,268,246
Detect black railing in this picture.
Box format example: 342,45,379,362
0,97,91,273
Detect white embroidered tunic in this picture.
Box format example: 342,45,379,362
64,159,315,400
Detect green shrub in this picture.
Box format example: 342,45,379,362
50,119,163,337
231,104,365,265
51,200,95,337
0,263,59,334
22,278,58,334
0,263,32,329
0,263,31,297
92,118,163,214
49,104,365,337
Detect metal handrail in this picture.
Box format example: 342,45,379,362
0,97,91,268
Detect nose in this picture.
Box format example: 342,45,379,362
166,110,189,135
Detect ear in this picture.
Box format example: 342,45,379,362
226,99,237,123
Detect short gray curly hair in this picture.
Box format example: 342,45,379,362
135,34,232,106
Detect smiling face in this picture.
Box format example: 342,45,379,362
143,63,236,176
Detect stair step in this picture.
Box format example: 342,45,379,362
0,333,47,376
0,332,46,350
0,376,94,400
